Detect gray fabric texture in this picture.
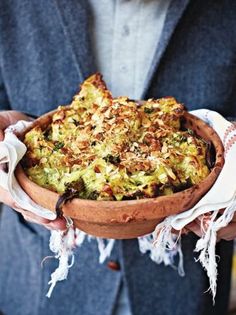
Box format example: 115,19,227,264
0,0,236,315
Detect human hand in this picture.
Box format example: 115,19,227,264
185,211,236,241
0,110,67,231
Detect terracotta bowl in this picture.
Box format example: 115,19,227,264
15,109,224,239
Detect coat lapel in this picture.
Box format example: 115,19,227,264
53,0,96,81
141,0,191,99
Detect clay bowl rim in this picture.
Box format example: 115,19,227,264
15,108,225,223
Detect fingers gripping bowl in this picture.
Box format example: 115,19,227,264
15,74,224,239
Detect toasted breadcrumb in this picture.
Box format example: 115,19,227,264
23,74,210,200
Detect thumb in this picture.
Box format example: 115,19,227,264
0,129,4,141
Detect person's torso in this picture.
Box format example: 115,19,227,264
0,0,235,118
0,1,235,315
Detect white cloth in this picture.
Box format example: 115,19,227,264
0,121,56,220
0,110,235,301
0,122,116,297
139,109,236,302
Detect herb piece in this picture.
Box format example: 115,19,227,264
178,135,187,142
144,107,154,114
187,129,195,136
88,191,99,200
104,154,121,165
72,118,80,126
54,142,64,151
44,128,52,141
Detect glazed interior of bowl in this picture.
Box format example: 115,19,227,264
15,110,224,239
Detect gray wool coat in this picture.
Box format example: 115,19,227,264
0,1,236,315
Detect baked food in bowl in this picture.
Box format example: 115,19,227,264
15,74,224,239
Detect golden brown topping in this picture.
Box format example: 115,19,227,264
23,74,210,200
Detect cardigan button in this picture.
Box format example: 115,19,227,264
107,261,121,271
